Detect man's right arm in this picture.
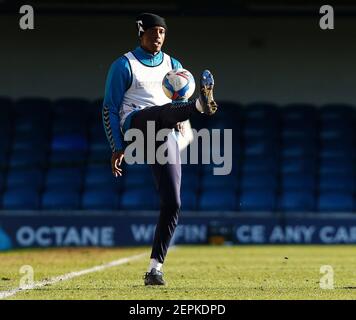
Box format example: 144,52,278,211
102,56,132,176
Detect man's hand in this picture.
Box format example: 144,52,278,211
175,122,185,136
111,151,125,177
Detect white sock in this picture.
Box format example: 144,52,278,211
148,259,163,272
195,99,204,113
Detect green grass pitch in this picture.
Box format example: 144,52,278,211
1,245,356,300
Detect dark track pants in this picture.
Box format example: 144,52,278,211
130,102,198,263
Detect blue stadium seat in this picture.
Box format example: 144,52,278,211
282,103,317,121
281,173,316,190
319,158,353,174
9,150,47,168
87,148,111,165
15,116,51,134
180,190,198,210
0,172,5,192
0,98,13,129
281,158,317,174
0,146,9,168
201,173,238,190
2,188,40,210
15,98,51,116
240,172,277,190
244,102,279,121
279,190,315,212
121,188,159,210
243,138,278,157
124,171,155,188
84,166,123,191
320,125,353,141
243,120,279,139
318,192,354,212
88,98,103,121
82,189,120,210
90,123,107,143
320,104,355,120
282,124,317,139
6,169,44,190
49,150,87,167
320,140,353,158
242,155,278,173
239,190,276,211
45,168,83,190
52,98,90,117
181,172,200,191
282,137,317,158
199,189,237,211
12,133,49,152
51,134,88,151
42,189,81,210
319,174,354,192
52,116,88,134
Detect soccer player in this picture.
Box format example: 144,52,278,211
102,13,218,285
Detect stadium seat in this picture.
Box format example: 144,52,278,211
8,150,47,168
6,169,44,191
278,190,315,212
12,133,49,152
0,172,5,192
121,187,159,210
49,150,87,167
45,168,83,190
84,166,123,191
42,189,81,210
181,172,200,191
201,173,238,190
282,103,317,121
243,139,278,157
318,192,354,212
244,102,279,121
52,98,90,116
2,188,40,210
0,148,9,168
240,172,277,190
281,138,317,158
319,174,354,192
320,140,353,158
15,97,51,116
87,148,111,165
243,120,279,139
320,103,355,120
180,190,198,210
199,189,237,211
51,134,88,151
239,190,276,212
281,158,317,174
124,171,155,188
242,155,278,173
281,173,316,190
82,188,120,210
319,157,354,174
52,116,88,134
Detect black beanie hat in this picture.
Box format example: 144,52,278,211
136,13,167,37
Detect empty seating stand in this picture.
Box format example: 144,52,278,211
0,97,355,213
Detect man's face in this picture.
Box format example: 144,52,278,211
140,26,166,54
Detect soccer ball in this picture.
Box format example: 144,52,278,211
162,68,196,101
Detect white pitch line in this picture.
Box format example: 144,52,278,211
0,251,148,300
